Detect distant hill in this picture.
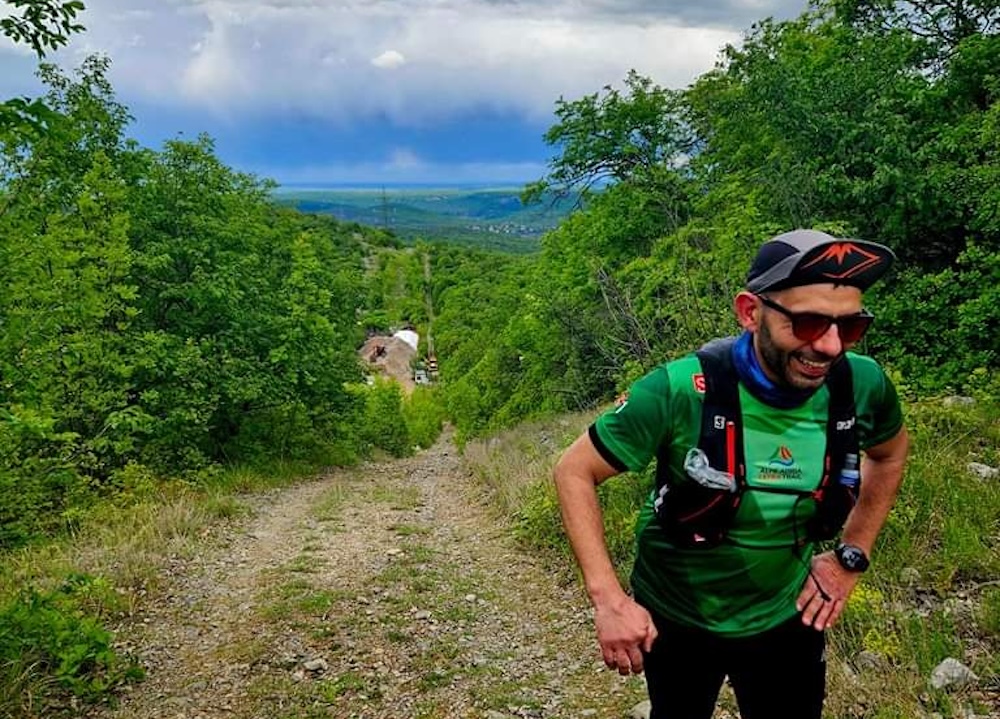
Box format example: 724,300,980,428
271,186,574,253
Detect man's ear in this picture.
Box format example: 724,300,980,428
734,291,761,332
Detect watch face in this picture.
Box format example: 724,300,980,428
838,545,869,572
842,547,862,568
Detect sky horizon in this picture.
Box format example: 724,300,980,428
1,0,810,185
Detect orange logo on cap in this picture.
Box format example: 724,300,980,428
801,242,883,280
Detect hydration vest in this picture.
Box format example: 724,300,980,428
653,337,860,549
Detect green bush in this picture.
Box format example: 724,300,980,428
403,387,446,450
514,464,653,584
0,574,143,717
872,247,1000,393
0,409,92,547
513,479,569,562
351,379,411,458
596,468,654,579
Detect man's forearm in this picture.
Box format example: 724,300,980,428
842,429,908,555
554,469,628,608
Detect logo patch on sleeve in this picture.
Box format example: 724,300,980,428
693,373,706,393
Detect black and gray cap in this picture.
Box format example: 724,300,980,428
746,229,896,293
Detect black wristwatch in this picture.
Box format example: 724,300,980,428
835,543,870,573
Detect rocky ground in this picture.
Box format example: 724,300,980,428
86,428,651,719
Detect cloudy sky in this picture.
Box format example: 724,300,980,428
1,0,807,185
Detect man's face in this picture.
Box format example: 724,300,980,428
754,284,865,390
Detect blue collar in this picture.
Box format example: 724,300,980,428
731,331,819,409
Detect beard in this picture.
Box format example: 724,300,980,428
756,320,841,391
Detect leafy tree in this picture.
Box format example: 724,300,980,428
1,0,85,58
869,244,1000,390
916,33,1000,252
510,72,705,406
1,1,88,138
2,57,134,221
0,53,383,540
832,0,999,59
685,9,986,267
0,56,138,540
124,136,365,468
353,378,410,457
523,70,695,203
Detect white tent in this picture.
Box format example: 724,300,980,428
394,329,419,352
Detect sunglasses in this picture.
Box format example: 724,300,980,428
755,295,874,344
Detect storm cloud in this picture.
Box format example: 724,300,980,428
3,0,810,119
0,0,809,182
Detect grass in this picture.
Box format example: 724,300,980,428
371,483,422,510
211,637,271,666
460,413,589,517
317,671,382,701
461,397,1000,719
0,461,354,718
258,578,351,624
286,553,327,574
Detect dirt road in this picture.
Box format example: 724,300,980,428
90,428,647,719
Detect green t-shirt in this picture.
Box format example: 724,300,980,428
591,350,903,637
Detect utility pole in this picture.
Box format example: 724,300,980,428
380,185,390,230
423,249,438,379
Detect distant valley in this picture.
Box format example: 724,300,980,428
271,185,574,252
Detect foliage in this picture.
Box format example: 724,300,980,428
0,0,85,58
688,12,943,262
0,57,380,548
351,379,412,458
523,70,694,202
0,1,91,177
833,0,999,60
0,573,142,716
402,387,446,450
869,245,1000,392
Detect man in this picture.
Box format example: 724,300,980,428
554,229,909,719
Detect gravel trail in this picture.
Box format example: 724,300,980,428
88,428,647,719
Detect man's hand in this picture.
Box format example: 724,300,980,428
796,550,861,631
553,433,657,674
797,428,906,630
594,595,658,675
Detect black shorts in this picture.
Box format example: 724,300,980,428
641,609,826,719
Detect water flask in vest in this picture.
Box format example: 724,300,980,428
807,452,860,541
839,453,860,492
